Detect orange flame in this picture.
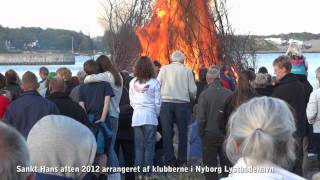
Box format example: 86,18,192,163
136,0,219,79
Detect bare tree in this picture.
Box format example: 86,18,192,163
100,0,153,70
99,0,257,74
213,0,257,73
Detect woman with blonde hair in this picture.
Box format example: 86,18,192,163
223,97,304,179
286,42,308,75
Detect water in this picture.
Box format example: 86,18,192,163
254,53,319,88
0,53,318,87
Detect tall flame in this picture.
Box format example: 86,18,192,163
136,0,219,78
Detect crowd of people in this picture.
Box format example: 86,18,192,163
0,42,320,180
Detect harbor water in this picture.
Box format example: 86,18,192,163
0,53,318,88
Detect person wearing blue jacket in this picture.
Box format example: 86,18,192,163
3,71,60,138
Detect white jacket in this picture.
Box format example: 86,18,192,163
129,78,161,127
222,158,305,180
157,62,197,103
307,88,320,133
84,71,123,118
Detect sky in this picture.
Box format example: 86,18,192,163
0,0,319,37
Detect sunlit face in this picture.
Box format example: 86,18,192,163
273,65,287,80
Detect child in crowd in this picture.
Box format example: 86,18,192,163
188,104,202,165
129,56,161,179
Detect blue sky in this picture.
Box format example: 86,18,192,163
0,0,319,37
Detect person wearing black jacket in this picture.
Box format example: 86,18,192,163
272,55,307,176
115,71,135,180
47,78,89,127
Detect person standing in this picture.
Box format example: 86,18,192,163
157,50,197,166
129,56,161,179
115,71,135,180
197,66,232,180
83,55,123,180
38,66,49,91
47,78,88,127
79,60,114,179
272,55,307,175
3,71,60,138
56,67,77,96
220,70,257,135
4,69,21,101
306,67,320,174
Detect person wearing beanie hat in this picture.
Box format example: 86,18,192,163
157,50,197,166
27,115,97,180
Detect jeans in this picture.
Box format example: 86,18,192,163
106,116,120,168
160,102,190,165
134,125,157,176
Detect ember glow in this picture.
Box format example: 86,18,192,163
135,0,219,78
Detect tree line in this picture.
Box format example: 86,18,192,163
0,26,104,53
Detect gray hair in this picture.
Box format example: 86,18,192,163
170,50,185,63
0,122,31,180
76,70,86,84
206,66,220,79
254,73,269,88
225,97,296,168
316,67,320,75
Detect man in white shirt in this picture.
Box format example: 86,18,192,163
157,50,197,166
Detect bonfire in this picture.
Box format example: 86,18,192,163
135,0,219,78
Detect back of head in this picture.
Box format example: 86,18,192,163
22,71,39,91
206,66,220,82
199,68,208,82
0,122,31,180
84,59,99,75
76,70,86,84
254,73,269,88
231,70,256,107
96,55,122,87
56,67,72,81
134,56,156,83
0,73,6,89
71,76,80,86
27,115,97,179
49,78,65,93
170,50,185,63
258,66,268,74
225,97,296,168
153,60,161,68
5,69,19,85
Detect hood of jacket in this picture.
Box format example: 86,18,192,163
27,115,97,180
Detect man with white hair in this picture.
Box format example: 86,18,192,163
157,50,197,166
197,66,232,180
0,122,35,180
